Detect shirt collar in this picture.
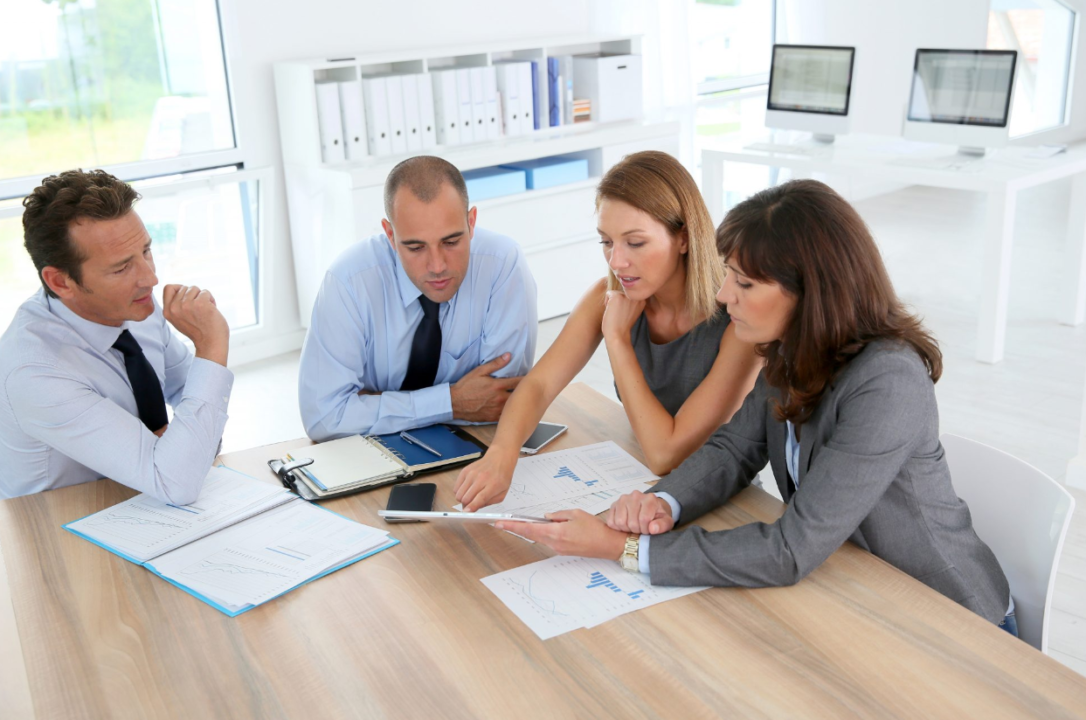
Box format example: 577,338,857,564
46,292,129,355
393,249,425,309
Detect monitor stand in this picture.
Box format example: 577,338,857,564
957,146,988,158
812,133,837,144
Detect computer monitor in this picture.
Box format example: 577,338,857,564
903,49,1017,156
765,44,856,143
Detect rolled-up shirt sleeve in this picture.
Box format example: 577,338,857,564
6,357,233,506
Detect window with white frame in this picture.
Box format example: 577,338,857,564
693,0,776,95
0,0,264,334
987,0,1077,137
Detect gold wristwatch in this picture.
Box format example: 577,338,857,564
620,534,640,572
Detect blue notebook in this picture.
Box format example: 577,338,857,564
374,424,487,471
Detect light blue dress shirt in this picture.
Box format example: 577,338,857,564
786,420,800,486
298,228,538,441
0,290,234,503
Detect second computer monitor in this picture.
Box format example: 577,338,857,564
903,49,1017,155
765,44,856,142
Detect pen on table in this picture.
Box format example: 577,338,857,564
400,431,442,457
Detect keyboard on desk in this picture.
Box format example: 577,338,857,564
888,155,982,172
744,142,830,157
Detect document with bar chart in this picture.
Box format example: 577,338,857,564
482,556,707,639
461,441,657,518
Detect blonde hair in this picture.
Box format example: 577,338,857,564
596,151,724,324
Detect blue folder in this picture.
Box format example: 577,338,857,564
531,60,541,130
63,476,399,617
374,424,486,470
547,57,561,127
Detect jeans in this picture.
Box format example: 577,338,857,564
998,610,1019,638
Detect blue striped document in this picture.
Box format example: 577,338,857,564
64,467,398,616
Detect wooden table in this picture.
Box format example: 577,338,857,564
2,384,1085,719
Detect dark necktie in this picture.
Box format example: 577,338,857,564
112,329,169,432
400,297,442,391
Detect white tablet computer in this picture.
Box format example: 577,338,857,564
377,510,553,523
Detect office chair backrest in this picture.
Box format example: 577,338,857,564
941,433,1075,653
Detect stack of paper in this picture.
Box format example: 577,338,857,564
145,500,393,614
65,467,397,616
68,467,296,563
483,556,706,640
461,441,657,519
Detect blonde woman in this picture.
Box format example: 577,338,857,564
455,151,762,511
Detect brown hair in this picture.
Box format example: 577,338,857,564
717,179,942,425
384,155,469,222
22,169,140,298
596,151,724,324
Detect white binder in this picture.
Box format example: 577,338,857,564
415,73,438,149
385,74,408,154
518,62,535,134
361,76,392,156
495,63,521,137
337,79,368,162
469,67,487,142
455,68,475,144
315,82,346,163
484,66,501,139
431,70,460,146
401,74,423,152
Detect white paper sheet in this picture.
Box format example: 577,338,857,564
67,467,293,563
146,500,391,612
461,442,657,517
482,556,706,640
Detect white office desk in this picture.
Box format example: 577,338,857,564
702,134,1086,364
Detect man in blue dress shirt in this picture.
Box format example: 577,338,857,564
299,155,538,440
0,169,234,503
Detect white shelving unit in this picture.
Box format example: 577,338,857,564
274,35,680,324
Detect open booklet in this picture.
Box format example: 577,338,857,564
271,424,488,501
64,466,398,617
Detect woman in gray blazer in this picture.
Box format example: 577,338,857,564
498,179,1015,633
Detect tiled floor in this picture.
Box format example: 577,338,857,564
227,178,1086,673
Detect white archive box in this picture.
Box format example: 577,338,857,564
572,53,643,124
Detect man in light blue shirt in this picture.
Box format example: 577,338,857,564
299,155,537,440
0,169,234,503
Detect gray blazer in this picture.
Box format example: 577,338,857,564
649,340,1010,624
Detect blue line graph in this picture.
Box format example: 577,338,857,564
586,571,643,599
553,465,599,488
510,571,569,616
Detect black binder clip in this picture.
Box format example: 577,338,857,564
268,456,315,496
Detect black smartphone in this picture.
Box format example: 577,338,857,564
384,483,437,522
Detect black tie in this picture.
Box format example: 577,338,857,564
400,297,442,391
112,329,169,432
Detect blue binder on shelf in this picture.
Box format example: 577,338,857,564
547,57,561,127
531,60,541,130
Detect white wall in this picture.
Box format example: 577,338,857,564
775,0,991,137
218,0,592,362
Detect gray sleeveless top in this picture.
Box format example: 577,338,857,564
615,309,731,416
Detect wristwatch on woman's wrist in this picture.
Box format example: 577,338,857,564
620,534,640,572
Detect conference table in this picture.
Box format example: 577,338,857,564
1,384,1085,719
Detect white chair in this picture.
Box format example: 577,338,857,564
941,433,1076,653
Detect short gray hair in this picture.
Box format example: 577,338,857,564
383,155,469,222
